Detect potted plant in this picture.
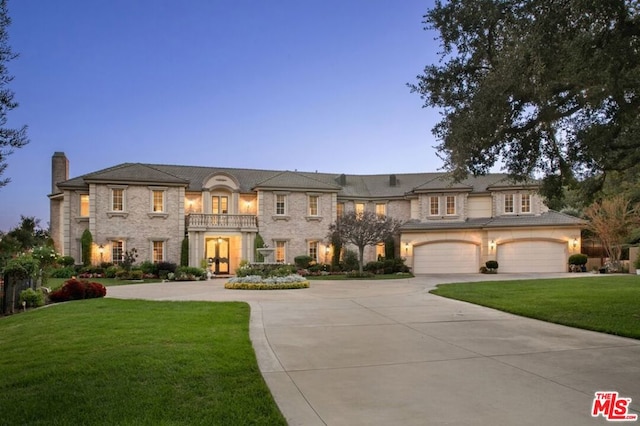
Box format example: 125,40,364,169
568,253,588,272
485,260,498,274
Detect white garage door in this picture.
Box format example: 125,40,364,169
413,242,479,274
497,241,567,273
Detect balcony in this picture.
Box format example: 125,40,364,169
186,214,258,231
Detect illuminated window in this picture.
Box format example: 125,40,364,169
355,203,365,215
308,195,319,216
376,203,386,217
275,194,286,215
504,194,514,213
111,188,124,211
212,196,228,214
521,194,531,213
308,241,319,262
152,241,164,262
80,194,89,217
429,196,439,216
275,241,286,263
112,241,124,264
152,190,164,212
446,196,456,215
337,202,344,217
376,243,385,259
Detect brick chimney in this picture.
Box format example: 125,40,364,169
51,152,68,194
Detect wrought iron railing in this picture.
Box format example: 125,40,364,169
186,214,257,229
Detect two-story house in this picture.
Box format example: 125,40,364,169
49,152,584,274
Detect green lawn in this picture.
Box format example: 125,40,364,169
0,299,286,425
47,277,162,289
430,275,640,339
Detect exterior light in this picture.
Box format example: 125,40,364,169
489,240,496,250
572,238,578,249
404,242,410,253
98,245,104,254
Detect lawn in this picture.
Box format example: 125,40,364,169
0,299,286,425
430,275,640,339
47,276,162,289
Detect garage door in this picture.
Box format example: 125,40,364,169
413,242,479,274
497,241,567,273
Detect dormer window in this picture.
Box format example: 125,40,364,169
504,194,514,214
521,194,531,213
429,196,439,216
445,196,456,215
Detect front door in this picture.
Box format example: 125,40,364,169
206,238,229,274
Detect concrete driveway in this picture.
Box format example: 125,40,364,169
107,274,640,425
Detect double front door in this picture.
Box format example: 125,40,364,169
206,238,229,274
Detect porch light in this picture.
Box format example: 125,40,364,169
404,242,410,253
325,246,330,254
489,240,496,251
218,237,223,244
98,245,104,254
572,238,578,249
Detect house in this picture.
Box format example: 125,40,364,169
49,152,584,274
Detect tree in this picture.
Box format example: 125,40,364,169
0,0,28,188
583,196,640,271
80,229,92,267
327,211,403,273
0,216,50,270
410,0,640,203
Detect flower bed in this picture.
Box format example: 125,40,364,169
224,274,309,290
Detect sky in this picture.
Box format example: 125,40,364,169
0,0,443,231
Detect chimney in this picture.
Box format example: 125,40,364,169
337,173,347,186
389,174,397,187
51,152,69,194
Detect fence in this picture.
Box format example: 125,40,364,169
1,274,33,315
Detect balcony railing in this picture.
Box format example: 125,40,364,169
186,214,257,229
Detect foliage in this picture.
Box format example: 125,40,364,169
19,288,45,308
411,0,640,203
568,254,588,266
342,249,360,272
328,211,403,273
58,255,75,267
485,260,499,270
294,255,312,269
236,263,296,278
634,250,640,269
121,248,138,271
0,216,49,269
225,274,309,290
584,196,640,271
364,258,409,274
180,237,189,267
3,253,39,280
384,237,395,259
0,0,29,189
50,266,75,279
254,233,265,262
172,266,206,281
345,271,375,279
48,278,107,303
330,229,342,269
80,229,92,267
138,260,157,275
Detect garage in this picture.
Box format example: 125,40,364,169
497,241,567,273
413,242,480,274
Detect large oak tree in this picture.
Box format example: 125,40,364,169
411,0,640,204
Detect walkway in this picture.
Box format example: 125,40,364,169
107,274,640,425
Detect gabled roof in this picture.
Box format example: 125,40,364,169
61,163,189,187
401,211,585,231
253,170,342,191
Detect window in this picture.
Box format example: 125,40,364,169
504,194,514,213
355,203,365,215
376,203,386,217
152,241,164,263
429,196,439,216
446,196,456,215
308,195,319,216
275,241,286,263
212,196,228,214
275,194,286,215
521,194,531,213
152,190,165,213
337,202,344,217
80,194,89,217
376,243,385,259
111,188,124,211
112,241,124,264
308,241,319,263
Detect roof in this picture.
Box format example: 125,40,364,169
56,160,539,198
401,211,585,231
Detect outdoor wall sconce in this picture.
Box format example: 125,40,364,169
404,242,410,254
98,244,104,262
489,240,496,251
572,238,578,249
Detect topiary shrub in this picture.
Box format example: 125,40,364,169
294,255,313,269
49,278,106,303
59,256,75,267
485,260,499,270
568,253,588,265
80,229,93,267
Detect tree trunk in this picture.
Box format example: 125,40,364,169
358,246,365,273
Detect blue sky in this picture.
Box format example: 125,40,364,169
0,0,442,231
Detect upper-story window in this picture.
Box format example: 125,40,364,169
337,202,344,217
152,190,165,213
504,194,515,214
446,196,456,215
80,194,89,217
429,196,439,216
212,196,228,214
275,194,287,215
376,203,386,217
308,195,319,216
521,194,531,213
111,188,125,212
355,202,365,215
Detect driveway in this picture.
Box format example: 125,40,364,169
108,274,640,425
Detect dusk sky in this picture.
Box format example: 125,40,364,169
0,0,444,231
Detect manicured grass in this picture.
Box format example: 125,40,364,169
430,276,640,339
307,273,414,281
48,277,162,290
0,299,286,425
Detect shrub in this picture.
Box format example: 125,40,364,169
225,274,309,290
105,266,118,278
294,255,312,269
568,254,588,265
80,229,92,267
3,254,40,280
139,261,158,276
19,288,45,308
364,261,384,274
342,249,359,272
345,270,374,279
173,266,206,281
59,256,75,267
50,267,75,278
180,237,189,267
49,278,107,303
156,261,177,274
485,260,499,270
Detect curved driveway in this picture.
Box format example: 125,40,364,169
108,274,640,425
